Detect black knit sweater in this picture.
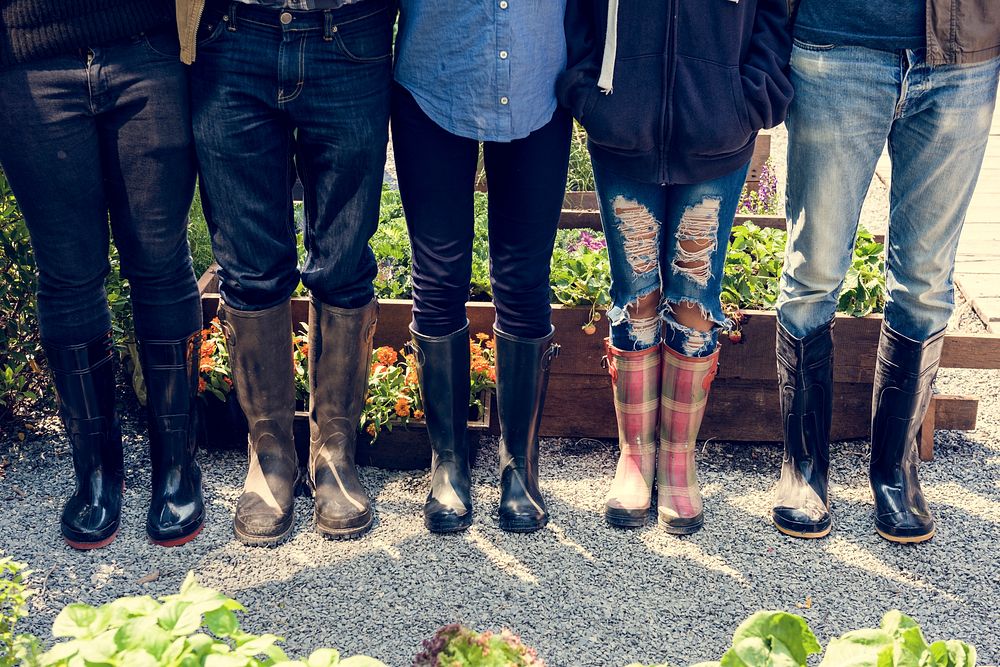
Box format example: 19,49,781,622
1,0,174,69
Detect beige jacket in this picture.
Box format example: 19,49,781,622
176,0,206,64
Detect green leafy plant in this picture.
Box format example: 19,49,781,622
691,611,821,667
25,572,384,667
549,229,611,333
0,557,38,667
820,611,976,667
412,624,545,667
721,223,787,312
566,122,596,193
837,227,886,318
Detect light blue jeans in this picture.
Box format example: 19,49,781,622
593,160,749,357
777,42,1000,341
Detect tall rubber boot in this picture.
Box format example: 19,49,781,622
410,323,474,533
495,326,559,533
603,340,660,528
772,320,834,538
870,324,943,544
45,331,124,550
219,300,298,546
657,344,719,535
308,297,378,539
139,332,205,547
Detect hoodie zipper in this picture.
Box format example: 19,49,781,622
658,0,679,184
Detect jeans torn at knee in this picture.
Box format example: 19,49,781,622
672,197,721,287
663,299,725,357
609,291,661,348
612,196,659,276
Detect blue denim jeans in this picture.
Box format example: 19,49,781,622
593,160,749,357
0,28,200,345
190,0,393,311
777,43,1000,341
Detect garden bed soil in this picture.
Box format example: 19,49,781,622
199,268,1000,459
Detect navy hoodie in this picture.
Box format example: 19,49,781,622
558,0,794,185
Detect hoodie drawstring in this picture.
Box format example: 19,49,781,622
597,0,619,94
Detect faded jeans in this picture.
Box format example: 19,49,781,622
777,43,1000,341
0,28,200,345
190,0,393,311
593,160,749,357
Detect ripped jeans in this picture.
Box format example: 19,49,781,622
593,160,749,357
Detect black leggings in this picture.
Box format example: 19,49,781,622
390,84,572,339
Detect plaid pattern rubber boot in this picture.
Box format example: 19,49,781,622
603,340,660,528
657,344,719,535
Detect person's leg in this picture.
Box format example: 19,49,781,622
655,163,748,535
590,159,667,528
97,28,205,547
868,52,1000,543
483,108,572,532
191,4,299,546
773,43,900,539
289,0,393,539
0,57,122,549
391,82,478,532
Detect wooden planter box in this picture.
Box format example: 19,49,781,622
199,268,998,460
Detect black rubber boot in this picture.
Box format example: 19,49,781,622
139,333,205,547
45,332,124,550
495,326,559,533
410,323,474,533
308,298,378,539
219,301,298,546
870,324,943,544
772,320,834,539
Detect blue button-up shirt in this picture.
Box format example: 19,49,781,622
394,0,567,142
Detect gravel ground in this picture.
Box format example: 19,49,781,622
3,133,998,666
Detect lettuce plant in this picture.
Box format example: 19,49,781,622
412,624,544,667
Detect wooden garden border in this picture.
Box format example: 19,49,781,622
199,269,999,462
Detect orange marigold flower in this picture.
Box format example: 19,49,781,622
366,423,378,437
475,332,489,341
376,346,398,366
405,370,418,386
198,378,207,393
488,368,496,382
413,410,424,420
394,397,410,417
199,361,213,372
299,343,309,357
485,339,495,349
200,340,216,356
223,377,233,387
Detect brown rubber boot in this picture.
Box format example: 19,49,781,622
219,300,298,546
308,297,378,539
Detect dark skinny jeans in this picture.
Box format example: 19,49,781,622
390,84,572,339
0,28,201,345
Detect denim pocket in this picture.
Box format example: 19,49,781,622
672,55,752,157
792,38,836,52
196,12,229,47
142,28,182,59
332,7,392,63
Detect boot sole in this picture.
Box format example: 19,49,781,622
773,520,831,539
659,512,704,535
499,516,549,533
316,512,373,540
234,519,295,547
425,513,473,534
149,520,204,548
605,506,650,528
64,529,119,551
876,525,935,544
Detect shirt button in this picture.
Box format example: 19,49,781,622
499,50,508,59
279,12,292,24
499,0,508,7
500,96,509,105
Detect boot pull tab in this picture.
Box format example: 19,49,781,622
404,340,425,368
541,342,560,371
602,355,618,383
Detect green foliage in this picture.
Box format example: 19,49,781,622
819,611,976,667
549,229,612,331
23,572,385,667
0,170,45,421
566,122,596,192
0,557,38,667
837,227,886,318
188,189,216,281
412,624,544,667
369,188,412,300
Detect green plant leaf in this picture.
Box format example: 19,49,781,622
305,648,341,667
204,608,239,637
819,629,894,667
51,604,98,639
724,611,821,667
